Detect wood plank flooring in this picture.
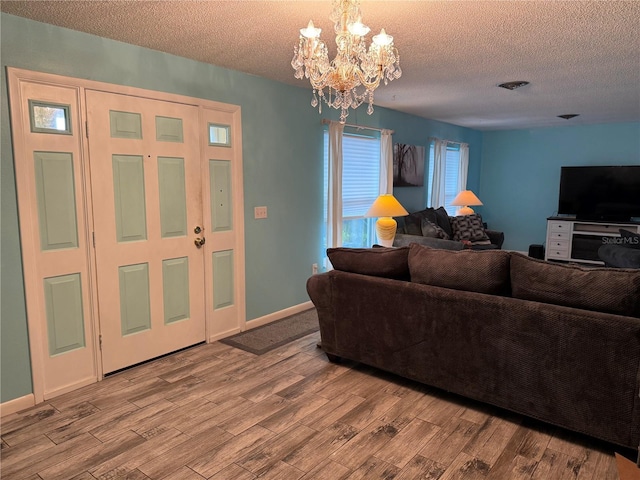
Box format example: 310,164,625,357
1,330,627,479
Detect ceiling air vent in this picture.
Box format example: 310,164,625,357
497,81,530,90
558,114,580,120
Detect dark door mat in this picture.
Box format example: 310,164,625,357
219,308,318,355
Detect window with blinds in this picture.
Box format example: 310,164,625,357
323,129,380,248
427,142,461,215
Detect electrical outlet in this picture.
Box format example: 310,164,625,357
254,206,268,219
312,263,318,275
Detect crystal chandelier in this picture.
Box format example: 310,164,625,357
291,0,402,123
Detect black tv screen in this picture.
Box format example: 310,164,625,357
558,166,640,221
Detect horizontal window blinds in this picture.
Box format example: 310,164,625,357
323,130,381,219
342,134,380,218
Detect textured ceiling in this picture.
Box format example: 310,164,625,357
2,0,639,130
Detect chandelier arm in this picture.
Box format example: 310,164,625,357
354,67,383,91
308,69,332,91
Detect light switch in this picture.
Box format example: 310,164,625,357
254,206,268,219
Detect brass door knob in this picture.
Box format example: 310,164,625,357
194,237,206,247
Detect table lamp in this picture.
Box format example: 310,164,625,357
365,194,409,247
451,190,482,215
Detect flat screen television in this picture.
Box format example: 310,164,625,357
558,165,640,222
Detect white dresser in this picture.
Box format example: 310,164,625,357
545,217,640,265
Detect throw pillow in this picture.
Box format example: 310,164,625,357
420,217,450,239
401,215,423,236
619,229,640,250
404,208,439,236
510,253,640,318
449,214,490,243
407,243,511,295
327,246,410,280
434,206,454,238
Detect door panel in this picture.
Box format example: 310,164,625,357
212,250,234,310
162,257,191,324
34,151,79,250
118,262,152,336
158,157,188,238
112,154,148,242
8,78,98,399
209,160,232,232
201,108,245,340
44,273,85,355
87,90,205,374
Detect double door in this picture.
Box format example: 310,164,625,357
9,68,244,400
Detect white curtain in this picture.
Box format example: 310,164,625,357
430,139,449,208
327,121,344,248
379,129,394,194
457,143,469,193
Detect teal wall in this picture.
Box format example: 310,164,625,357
480,123,640,251
0,13,480,403
377,109,483,213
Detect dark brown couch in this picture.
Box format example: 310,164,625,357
306,244,640,455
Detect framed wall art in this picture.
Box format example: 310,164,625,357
393,143,425,187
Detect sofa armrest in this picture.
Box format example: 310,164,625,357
393,233,464,251
486,230,504,249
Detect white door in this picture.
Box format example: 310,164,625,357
200,108,246,343
8,78,98,399
9,68,245,406
86,91,206,374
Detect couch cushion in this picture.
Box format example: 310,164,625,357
510,252,640,317
449,214,490,242
402,215,423,236
408,243,511,295
393,234,464,251
420,217,450,239
327,246,410,280
404,208,439,236
434,206,454,238
403,207,453,238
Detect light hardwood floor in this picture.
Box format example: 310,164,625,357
1,330,627,480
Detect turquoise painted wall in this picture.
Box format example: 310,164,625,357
480,123,640,251
373,108,483,213
0,13,480,403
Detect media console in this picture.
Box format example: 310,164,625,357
545,217,640,266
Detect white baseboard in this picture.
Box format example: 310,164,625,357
45,376,98,401
245,301,314,331
1,393,35,417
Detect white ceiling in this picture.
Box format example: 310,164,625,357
2,0,639,130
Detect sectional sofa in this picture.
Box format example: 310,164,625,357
307,244,640,456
